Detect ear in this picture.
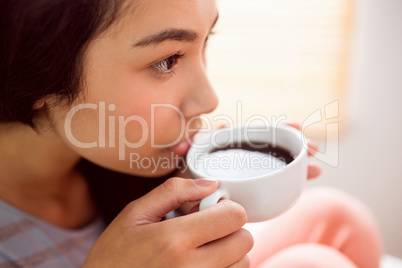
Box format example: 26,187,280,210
33,99,46,110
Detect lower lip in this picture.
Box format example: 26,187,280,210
169,136,194,157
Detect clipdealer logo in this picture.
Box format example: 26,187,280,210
64,100,340,167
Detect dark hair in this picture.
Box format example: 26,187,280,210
79,159,174,224
0,0,119,126
0,0,173,225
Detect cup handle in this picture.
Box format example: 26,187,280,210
199,189,229,210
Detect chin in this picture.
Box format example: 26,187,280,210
104,163,178,178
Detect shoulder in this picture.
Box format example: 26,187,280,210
0,200,38,264
0,199,104,267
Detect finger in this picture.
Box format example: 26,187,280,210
217,123,230,129
196,228,254,267
308,164,322,179
307,140,319,157
227,255,251,268
171,200,248,247
178,201,200,215
122,178,218,225
281,122,320,158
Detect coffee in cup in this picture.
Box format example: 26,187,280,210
186,125,308,222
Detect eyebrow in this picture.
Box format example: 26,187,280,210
133,13,219,48
133,29,198,47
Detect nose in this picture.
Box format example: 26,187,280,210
181,60,219,120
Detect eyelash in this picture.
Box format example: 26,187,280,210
151,53,185,77
150,31,216,78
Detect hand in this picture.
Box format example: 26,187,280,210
281,121,322,180
83,178,254,268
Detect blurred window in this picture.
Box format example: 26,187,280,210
207,0,353,138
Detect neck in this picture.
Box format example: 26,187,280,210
0,122,97,229
0,123,80,189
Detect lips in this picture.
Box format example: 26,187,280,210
169,135,195,157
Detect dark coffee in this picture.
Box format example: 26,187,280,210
196,142,295,179
210,142,294,165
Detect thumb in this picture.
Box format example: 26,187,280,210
122,177,218,225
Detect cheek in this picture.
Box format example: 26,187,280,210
72,97,186,153
151,105,186,145
62,104,103,145
51,105,178,176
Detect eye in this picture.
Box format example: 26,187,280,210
152,53,184,74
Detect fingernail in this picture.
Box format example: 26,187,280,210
194,179,216,187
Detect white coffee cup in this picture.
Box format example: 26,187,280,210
186,125,308,222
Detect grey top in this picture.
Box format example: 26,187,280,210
0,199,105,267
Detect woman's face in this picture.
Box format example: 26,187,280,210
50,0,219,176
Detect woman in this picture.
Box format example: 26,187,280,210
0,0,382,267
